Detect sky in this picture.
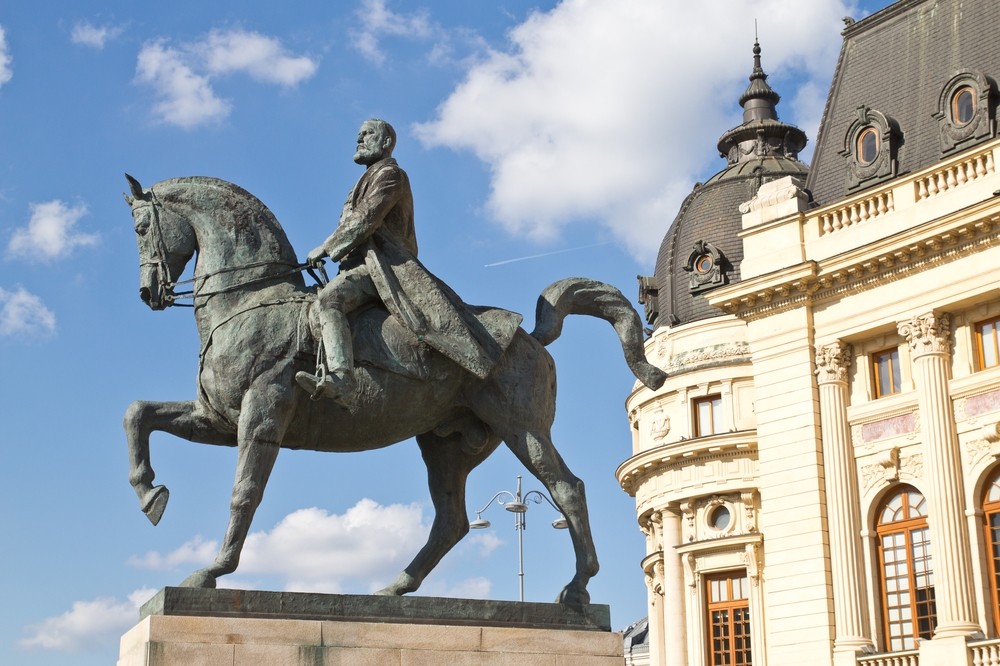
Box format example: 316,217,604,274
0,1,893,664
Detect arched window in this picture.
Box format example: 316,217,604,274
983,468,1000,635
953,87,975,126
876,486,936,651
858,128,879,165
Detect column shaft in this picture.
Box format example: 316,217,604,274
899,313,979,637
815,343,873,651
662,511,688,666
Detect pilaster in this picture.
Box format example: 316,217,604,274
897,312,980,638
815,342,874,653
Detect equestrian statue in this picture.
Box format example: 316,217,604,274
122,119,666,604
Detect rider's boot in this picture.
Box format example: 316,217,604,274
295,310,357,409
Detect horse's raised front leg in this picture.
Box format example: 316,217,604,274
179,368,298,589
503,428,598,605
124,400,235,526
377,428,500,596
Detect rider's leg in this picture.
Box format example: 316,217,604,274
296,264,377,406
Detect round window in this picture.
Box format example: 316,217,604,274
954,87,975,125
858,128,879,165
696,255,713,273
710,505,731,530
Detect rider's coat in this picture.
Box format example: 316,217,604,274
320,157,521,379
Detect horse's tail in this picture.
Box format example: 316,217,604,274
530,277,667,390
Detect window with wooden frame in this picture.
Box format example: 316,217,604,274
872,348,902,398
983,468,1000,636
706,571,752,665
694,395,723,437
976,316,1000,371
876,486,936,651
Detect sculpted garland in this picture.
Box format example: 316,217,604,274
122,119,666,604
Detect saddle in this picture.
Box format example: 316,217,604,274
303,298,522,382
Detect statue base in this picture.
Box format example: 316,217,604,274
118,587,623,666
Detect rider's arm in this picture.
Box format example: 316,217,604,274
322,166,404,262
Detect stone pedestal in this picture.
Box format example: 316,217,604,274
118,588,623,666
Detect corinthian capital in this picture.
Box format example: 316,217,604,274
897,312,951,356
815,341,852,384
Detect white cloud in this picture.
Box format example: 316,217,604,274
418,576,492,599
239,500,428,592
71,22,124,49
131,499,430,594
127,535,217,570
0,25,13,88
467,531,504,557
0,286,56,337
19,588,156,652
353,0,433,64
415,0,853,265
196,29,318,85
7,200,98,261
136,40,231,128
135,29,317,128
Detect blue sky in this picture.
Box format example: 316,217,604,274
0,1,892,663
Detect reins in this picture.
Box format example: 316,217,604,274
138,189,329,307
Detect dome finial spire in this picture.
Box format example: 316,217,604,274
739,37,780,122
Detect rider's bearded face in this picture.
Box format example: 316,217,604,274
354,122,387,165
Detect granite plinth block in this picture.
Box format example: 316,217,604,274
140,587,611,631
120,590,624,666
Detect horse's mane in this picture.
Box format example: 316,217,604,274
151,177,298,260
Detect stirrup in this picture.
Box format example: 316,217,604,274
295,370,356,409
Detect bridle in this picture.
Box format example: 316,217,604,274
135,189,327,308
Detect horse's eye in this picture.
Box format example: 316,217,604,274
135,220,150,236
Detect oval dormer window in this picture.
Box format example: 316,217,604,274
953,87,975,126
858,127,879,165
696,255,713,273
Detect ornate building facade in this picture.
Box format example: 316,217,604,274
619,2,1000,665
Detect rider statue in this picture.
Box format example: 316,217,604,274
296,119,514,407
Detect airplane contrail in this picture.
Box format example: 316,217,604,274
484,241,611,267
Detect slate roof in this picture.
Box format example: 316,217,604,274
806,0,1000,205
651,44,808,330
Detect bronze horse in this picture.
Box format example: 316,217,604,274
123,175,665,603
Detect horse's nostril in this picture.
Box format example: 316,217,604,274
140,287,152,303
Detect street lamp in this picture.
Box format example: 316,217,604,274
469,475,569,602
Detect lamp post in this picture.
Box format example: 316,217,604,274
469,475,569,602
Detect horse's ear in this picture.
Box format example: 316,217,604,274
123,193,135,207
125,173,146,199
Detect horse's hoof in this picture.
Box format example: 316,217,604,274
141,486,170,526
375,572,416,596
179,569,217,588
555,586,590,605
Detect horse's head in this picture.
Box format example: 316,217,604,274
124,174,196,311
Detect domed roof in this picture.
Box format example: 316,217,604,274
649,42,809,330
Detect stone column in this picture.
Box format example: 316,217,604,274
642,512,666,666
814,342,875,657
661,510,688,666
897,313,980,637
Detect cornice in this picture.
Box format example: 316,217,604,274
708,197,1000,320
675,531,762,555
616,430,757,495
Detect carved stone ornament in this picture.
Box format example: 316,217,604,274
934,70,997,155
815,341,852,384
743,542,762,586
681,501,696,542
897,312,951,356
967,421,1000,470
682,240,727,294
839,104,901,191
649,403,671,441
741,491,758,533
861,448,922,493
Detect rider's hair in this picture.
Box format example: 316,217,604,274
369,119,396,153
